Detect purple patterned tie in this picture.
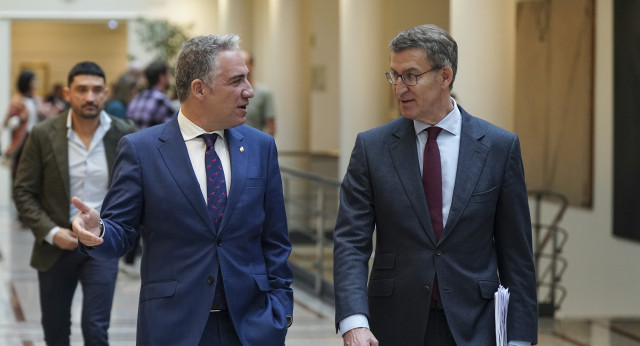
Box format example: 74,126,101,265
423,126,443,304
200,133,227,310
200,133,227,226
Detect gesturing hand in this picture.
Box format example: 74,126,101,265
71,196,104,247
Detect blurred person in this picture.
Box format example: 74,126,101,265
240,50,276,136
126,60,175,129
44,82,70,116
71,34,293,345
13,61,137,345
106,72,143,273
105,73,140,120
3,70,46,180
126,59,144,80
333,24,538,345
107,72,143,272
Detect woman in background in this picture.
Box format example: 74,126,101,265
3,70,45,181
105,73,140,120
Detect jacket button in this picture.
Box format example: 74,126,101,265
217,239,222,246
435,249,442,256
425,286,431,293
207,276,214,284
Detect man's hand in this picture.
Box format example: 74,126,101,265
53,228,78,250
343,328,378,346
71,196,104,247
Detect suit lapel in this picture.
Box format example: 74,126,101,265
157,119,214,232
441,109,489,241
388,118,435,244
217,128,246,235
50,114,70,204
102,118,121,184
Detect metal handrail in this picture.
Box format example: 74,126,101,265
280,166,340,299
528,189,570,317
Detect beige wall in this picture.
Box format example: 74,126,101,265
11,22,128,96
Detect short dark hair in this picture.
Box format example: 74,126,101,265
16,70,36,96
144,61,169,88
68,61,106,86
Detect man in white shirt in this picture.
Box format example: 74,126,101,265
13,61,136,345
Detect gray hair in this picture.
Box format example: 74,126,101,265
389,24,457,89
175,34,240,102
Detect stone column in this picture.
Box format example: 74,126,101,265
450,0,516,130
259,0,311,152
338,0,388,176
217,0,253,48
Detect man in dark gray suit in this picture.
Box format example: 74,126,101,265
333,24,538,345
13,61,136,345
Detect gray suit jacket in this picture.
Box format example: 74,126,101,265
333,106,538,345
13,112,136,272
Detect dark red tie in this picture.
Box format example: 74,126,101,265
423,126,443,304
200,133,227,310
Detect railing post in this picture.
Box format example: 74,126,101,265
534,193,541,276
283,176,290,204
314,184,325,296
528,189,569,318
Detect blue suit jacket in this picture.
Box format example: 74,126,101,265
333,106,538,345
85,118,293,345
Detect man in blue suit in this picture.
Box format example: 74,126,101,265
333,25,538,345
72,34,293,345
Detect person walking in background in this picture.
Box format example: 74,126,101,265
105,73,140,120
126,60,175,129
2,70,47,180
109,73,143,273
71,34,293,345
240,50,276,136
122,61,175,273
43,82,70,116
12,61,137,345
333,24,538,345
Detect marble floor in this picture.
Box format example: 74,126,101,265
1,162,640,345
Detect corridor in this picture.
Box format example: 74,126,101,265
1,161,640,345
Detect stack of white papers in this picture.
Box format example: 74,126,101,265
495,285,510,346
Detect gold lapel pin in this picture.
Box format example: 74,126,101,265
240,146,245,152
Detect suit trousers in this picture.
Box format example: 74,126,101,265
198,311,242,346
425,307,457,346
37,249,118,346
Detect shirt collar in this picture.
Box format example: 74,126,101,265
413,97,461,137
66,110,112,137
177,109,225,141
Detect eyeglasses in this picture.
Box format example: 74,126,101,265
385,66,440,86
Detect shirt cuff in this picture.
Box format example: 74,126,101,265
338,314,370,336
509,341,531,346
44,226,61,244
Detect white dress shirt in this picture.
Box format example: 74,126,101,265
414,98,461,228
177,110,231,203
45,110,112,244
